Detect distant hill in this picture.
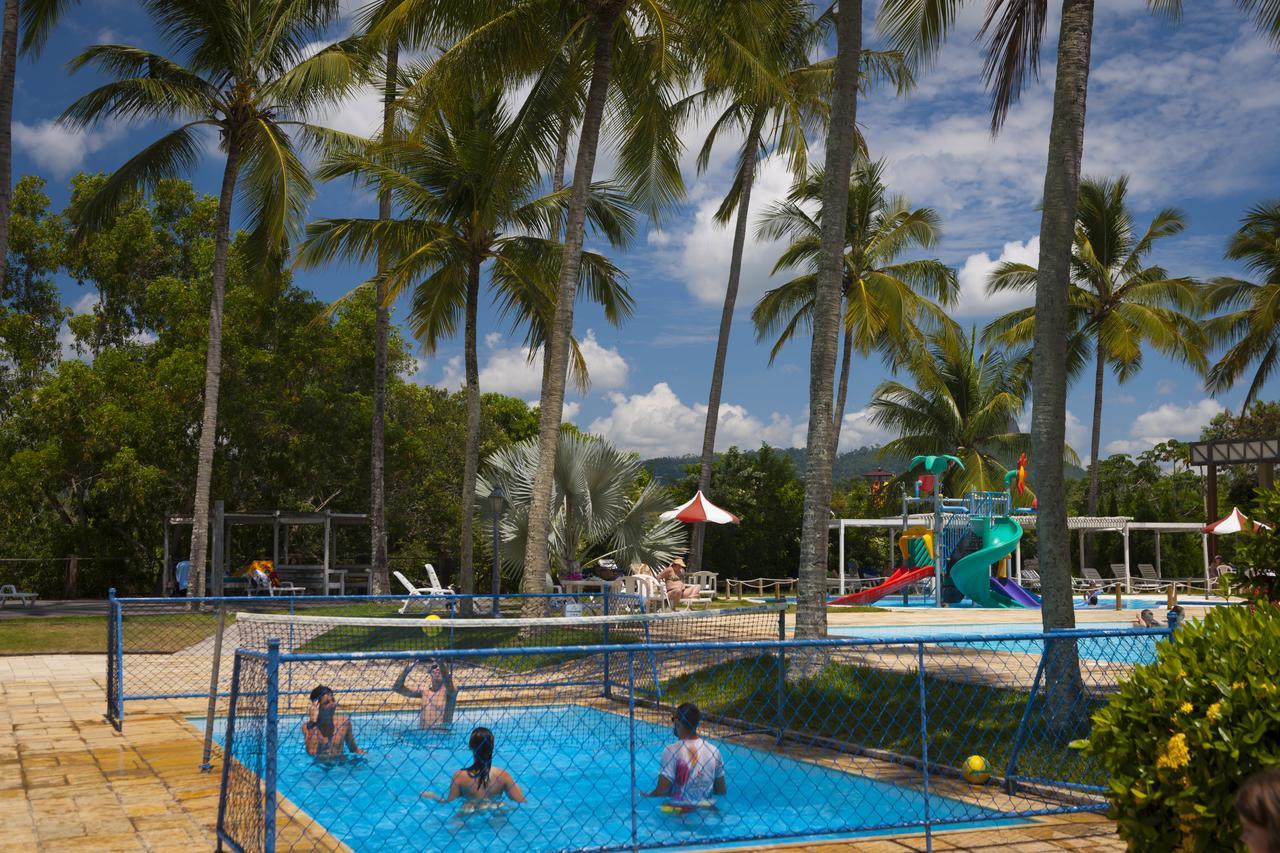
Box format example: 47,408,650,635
642,445,1084,484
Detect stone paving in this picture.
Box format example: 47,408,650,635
0,653,1130,851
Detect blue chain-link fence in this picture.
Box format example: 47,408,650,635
213,626,1167,852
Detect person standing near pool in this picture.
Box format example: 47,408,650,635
393,657,458,728
647,702,726,805
422,727,526,809
304,685,365,758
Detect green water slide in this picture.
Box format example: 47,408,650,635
948,516,1025,608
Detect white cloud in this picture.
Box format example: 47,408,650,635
952,237,1039,318
561,401,581,422
1155,379,1177,395
1018,406,1087,459
837,407,894,452
14,119,124,176
436,330,628,397
1104,398,1224,456
589,382,805,456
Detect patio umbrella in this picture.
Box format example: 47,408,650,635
660,490,740,524
1203,507,1271,534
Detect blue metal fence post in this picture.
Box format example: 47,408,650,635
1003,643,1050,794
917,642,932,852
775,611,786,743
264,640,280,852
627,651,639,851
602,589,612,698
114,589,125,727
215,653,243,846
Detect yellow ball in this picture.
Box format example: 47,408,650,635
962,755,991,785
421,614,442,637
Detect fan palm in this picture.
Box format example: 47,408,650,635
1204,202,1280,409
60,0,367,596
870,327,1074,495
754,160,958,451
983,175,1205,520
297,87,636,604
477,432,688,579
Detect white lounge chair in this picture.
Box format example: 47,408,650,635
1107,563,1163,593
0,584,37,608
248,571,305,597
394,567,454,614
1136,562,1208,592
622,573,669,612
1075,567,1121,593
684,571,717,608
545,573,563,594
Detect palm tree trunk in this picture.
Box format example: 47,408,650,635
690,132,760,574
796,0,862,638
0,0,19,295
188,141,242,598
520,5,622,604
1084,332,1105,568
459,259,482,604
553,112,572,194
370,42,399,596
1034,0,1094,635
832,316,854,457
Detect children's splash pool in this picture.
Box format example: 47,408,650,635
825,622,1164,665
203,704,1022,851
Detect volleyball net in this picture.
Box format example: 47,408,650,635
214,627,1166,853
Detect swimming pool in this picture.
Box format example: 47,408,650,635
826,622,1164,665
205,704,1022,851
759,594,1228,610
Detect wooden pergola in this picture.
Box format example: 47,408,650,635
164,500,371,595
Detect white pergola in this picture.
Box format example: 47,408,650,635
829,513,1211,597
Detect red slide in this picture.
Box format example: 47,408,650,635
829,565,936,606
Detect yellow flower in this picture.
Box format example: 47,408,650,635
1179,702,1193,714
1207,703,1223,722
1157,733,1191,770
1232,681,1246,690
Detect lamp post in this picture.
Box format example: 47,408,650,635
488,483,505,617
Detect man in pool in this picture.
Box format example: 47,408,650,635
393,657,458,728
304,685,365,758
647,702,726,807
1133,608,1159,628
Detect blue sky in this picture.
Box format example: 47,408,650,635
17,0,1280,461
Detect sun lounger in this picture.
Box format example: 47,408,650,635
0,584,37,608
1074,567,1121,593
1135,562,1209,592
1107,563,1164,593
394,567,454,614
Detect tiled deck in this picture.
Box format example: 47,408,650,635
0,654,1125,851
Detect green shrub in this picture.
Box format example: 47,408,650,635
1076,603,1280,851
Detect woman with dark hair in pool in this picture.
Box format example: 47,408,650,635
303,685,365,758
422,727,526,810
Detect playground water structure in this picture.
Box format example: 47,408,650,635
831,487,1039,610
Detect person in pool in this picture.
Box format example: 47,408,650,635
1132,608,1158,628
1237,767,1280,852
421,727,526,810
303,685,365,758
647,702,726,807
393,657,458,728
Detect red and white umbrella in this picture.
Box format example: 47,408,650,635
1203,507,1271,534
660,490,740,524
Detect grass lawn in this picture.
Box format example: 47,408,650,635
654,655,1105,785
0,613,227,654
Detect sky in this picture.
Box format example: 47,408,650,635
16,0,1280,462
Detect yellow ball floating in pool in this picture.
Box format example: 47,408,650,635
962,755,991,785
421,614,443,637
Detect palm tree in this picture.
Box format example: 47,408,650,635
478,432,688,580
984,175,1205,523
753,160,958,452
0,0,83,294
792,0,871,638
297,88,636,605
870,327,1076,495
61,0,367,596
1205,202,1280,409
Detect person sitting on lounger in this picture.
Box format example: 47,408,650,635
304,685,365,758
393,657,458,728
647,702,726,808
422,727,526,810
657,558,701,603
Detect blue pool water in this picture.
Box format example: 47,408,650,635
762,594,1224,610
205,704,1022,851
826,622,1163,664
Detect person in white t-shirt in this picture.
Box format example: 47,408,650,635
646,702,726,807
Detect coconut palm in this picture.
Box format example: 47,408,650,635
753,160,958,451
983,175,1205,522
60,0,367,596
297,87,636,605
796,0,867,639
870,327,1076,495
0,0,84,294
477,432,687,579
1204,202,1280,409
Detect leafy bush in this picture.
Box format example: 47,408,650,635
1077,603,1280,850
1230,486,1280,603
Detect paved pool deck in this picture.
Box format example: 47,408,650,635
0,651,1129,852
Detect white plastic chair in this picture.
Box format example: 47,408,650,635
685,571,718,605
394,567,453,614
622,574,669,612
248,571,305,597
0,584,37,607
